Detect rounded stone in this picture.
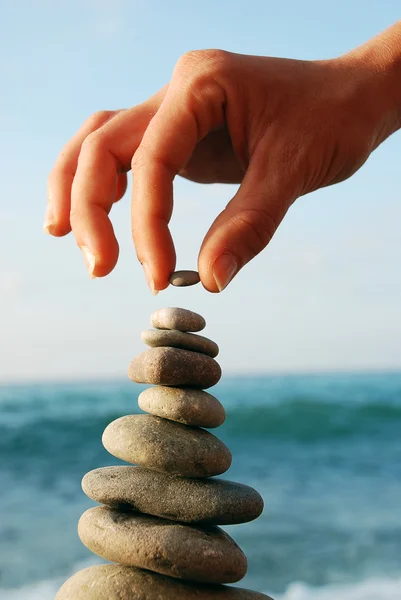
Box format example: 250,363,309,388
138,386,225,428
78,507,247,584
102,415,232,477
55,565,272,599
151,307,205,332
128,347,221,389
141,329,219,358
82,466,264,525
169,270,201,287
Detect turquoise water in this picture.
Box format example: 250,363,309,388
1,372,401,598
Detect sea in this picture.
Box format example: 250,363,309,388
1,372,401,599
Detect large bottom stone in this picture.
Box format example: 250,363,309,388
78,507,247,584
82,466,264,525
55,565,273,599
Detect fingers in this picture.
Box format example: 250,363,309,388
198,146,302,292
131,53,227,292
46,110,118,237
48,88,166,278
68,108,149,277
69,131,123,277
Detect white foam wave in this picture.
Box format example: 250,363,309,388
2,573,400,600
0,560,96,600
0,579,60,599
276,576,401,600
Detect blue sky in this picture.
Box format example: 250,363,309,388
0,0,400,381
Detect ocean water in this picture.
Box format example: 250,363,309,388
1,372,401,599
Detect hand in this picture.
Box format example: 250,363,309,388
45,25,401,293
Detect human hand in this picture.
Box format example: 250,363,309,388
45,23,401,293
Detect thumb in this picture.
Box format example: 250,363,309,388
198,151,300,292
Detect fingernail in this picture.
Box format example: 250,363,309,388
43,206,54,234
142,263,159,296
43,221,53,235
213,253,238,292
80,246,97,279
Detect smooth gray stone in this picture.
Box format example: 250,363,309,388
151,307,206,332
138,386,225,428
102,415,232,477
128,347,221,389
141,329,219,358
169,270,201,287
78,507,247,584
55,565,273,599
82,466,264,525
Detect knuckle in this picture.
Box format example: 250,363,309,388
176,49,230,79
232,208,277,257
174,50,229,127
80,130,105,156
86,110,115,129
175,50,202,72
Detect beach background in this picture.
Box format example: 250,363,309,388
1,1,401,599
1,372,401,599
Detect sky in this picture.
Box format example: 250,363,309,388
0,0,400,382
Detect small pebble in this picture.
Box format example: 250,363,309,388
78,507,247,584
102,414,232,477
128,347,221,389
141,329,219,358
138,386,225,428
151,307,205,332
82,466,264,525
56,565,272,599
169,270,201,287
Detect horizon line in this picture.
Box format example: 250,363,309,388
1,366,401,388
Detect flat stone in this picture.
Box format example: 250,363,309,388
169,270,201,287
78,507,247,584
55,565,273,599
151,307,205,332
128,347,221,389
82,466,264,525
141,329,219,358
102,415,232,477
138,386,225,428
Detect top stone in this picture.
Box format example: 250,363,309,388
169,270,201,287
151,307,205,332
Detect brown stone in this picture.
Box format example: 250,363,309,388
102,415,232,477
141,329,219,358
128,347,221,389
150,307,206,332
82,466,264,525
78,507,247,584
169,270,201,287
138,386,225,428
55,565,273,599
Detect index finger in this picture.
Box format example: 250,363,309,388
131,61,226,292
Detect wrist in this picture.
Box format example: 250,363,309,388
341,22,401,144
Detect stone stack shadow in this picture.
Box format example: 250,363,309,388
56,307,272,599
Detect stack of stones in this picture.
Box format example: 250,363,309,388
56,304,271,599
